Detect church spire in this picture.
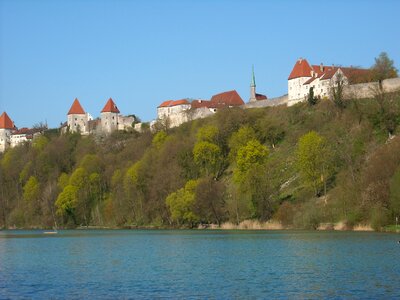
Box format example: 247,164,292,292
251,65,256,87
249,65,257,102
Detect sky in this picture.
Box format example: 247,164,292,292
0,0,399,128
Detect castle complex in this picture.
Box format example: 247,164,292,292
1,58,399,153
62,97,135,135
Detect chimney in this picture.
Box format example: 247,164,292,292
298,57,303,64
320,63,323,72
311,70,314,77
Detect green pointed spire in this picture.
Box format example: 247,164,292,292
251,65,256,87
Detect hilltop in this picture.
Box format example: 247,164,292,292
1,88,400,231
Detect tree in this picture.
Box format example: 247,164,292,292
234,139,269,183
55,185,78,220
372,52,398,81
152,131,169,149
23,176,40,203
307,87,317,106
296,131,332,196
166,180,199,226
330,72,346,110
196,125,219,143
389,167,400,219
228,126,257,161
194,177,226,225
193,141,222,177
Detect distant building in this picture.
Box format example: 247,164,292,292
64,97,135,135
0,112,15,152
288,58,374,105
67,98,92,134
156,90,245,129
100,98,120,134
249,66,267,103
10,127,44,148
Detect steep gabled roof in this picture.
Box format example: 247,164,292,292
101,98,120,113
210,90,244,107
0,112,15,129
288,59,312,80
68,98,86,115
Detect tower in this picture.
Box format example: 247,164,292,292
100,98,120,134
0,112,15,152
249,65,257,102
67,98,89,134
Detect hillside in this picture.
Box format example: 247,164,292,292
1,92,400,231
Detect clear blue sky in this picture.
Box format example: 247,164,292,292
1,0,399,128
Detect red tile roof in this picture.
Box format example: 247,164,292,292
101,98,120,113
210,90,244,107
288,59,312,80
255,93,267,101
289,58,375,84
12,127,29,135
0,112,15,129
158,99,190,108
190,100,212,109
68,98,86,115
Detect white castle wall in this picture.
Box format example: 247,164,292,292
0,129,11,152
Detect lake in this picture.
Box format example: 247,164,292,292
0,230,399,299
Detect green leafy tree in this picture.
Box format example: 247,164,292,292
55,185,78,218
193,141,222,177
196,125,219,143
372,52,398,81
57,173,69,191
123,161,146,222
152,131,169,149
32,136,49,151
228,126,257,161
166,180,199,226
296,131,332,196
234,139,269,183
23,176,40,203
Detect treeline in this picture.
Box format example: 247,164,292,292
1,91,400,230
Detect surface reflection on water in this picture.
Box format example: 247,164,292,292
0,230,399,299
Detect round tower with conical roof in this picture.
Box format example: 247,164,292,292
100,98,120,134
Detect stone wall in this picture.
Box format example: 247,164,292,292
342,77,400,99
242,94,288,109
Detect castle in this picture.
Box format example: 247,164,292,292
154,67,267,129
1,58,399,153
62,97,136,135
287,58,374,106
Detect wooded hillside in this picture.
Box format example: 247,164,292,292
1,91,400,230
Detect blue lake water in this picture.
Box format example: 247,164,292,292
0,230,399,299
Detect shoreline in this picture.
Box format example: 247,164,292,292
2,221,399,233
